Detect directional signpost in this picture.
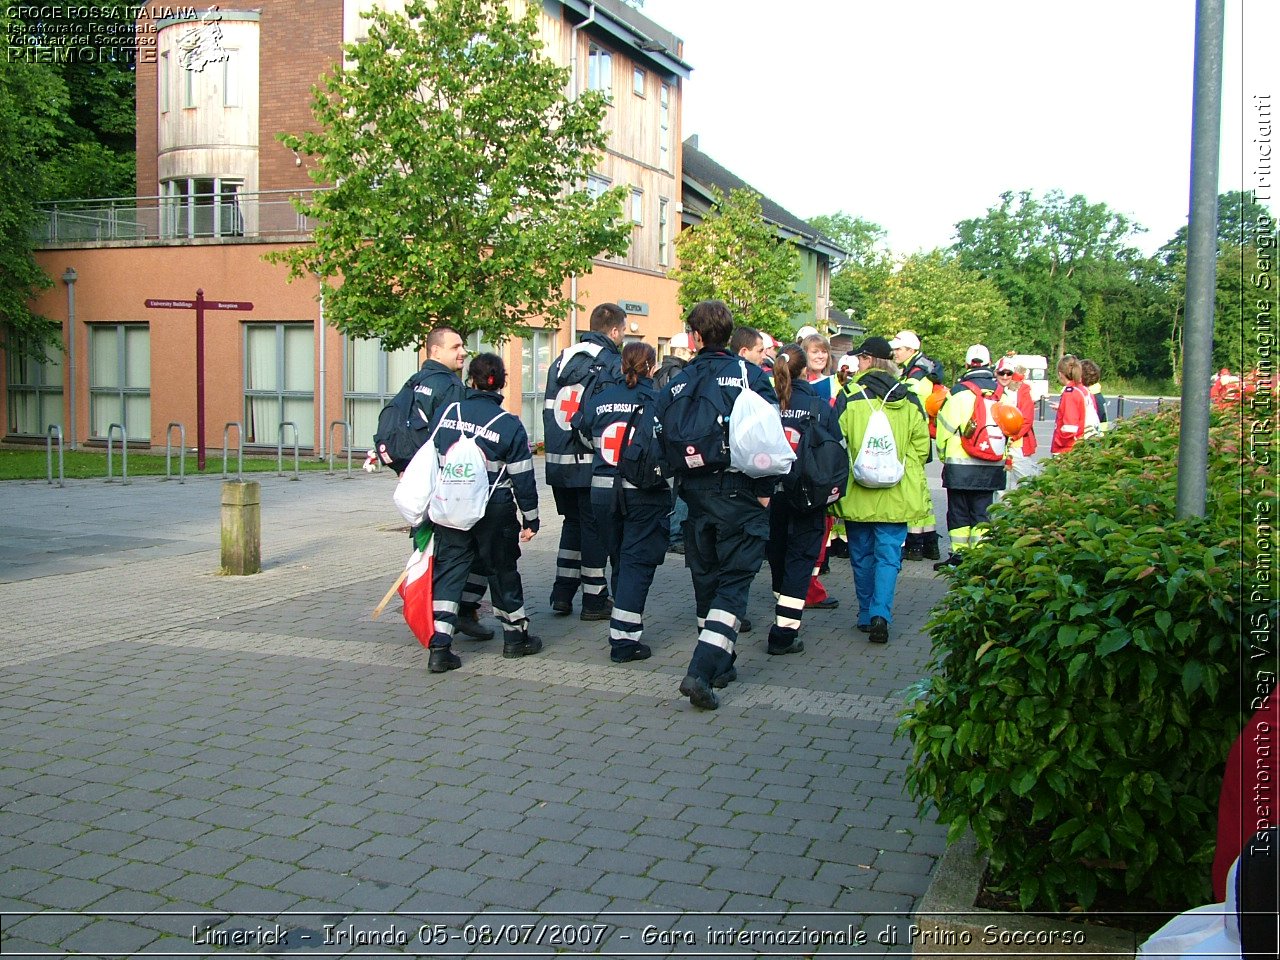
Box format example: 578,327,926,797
145,289,253,470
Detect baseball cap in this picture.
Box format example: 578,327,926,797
837,353,859,373
853,336,893,361
759,332,779,350
796,325,820,341
965,344,991,366
668,333,692,350
889,330,921,352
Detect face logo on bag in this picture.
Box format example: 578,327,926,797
442,462,478,481
553,384,584,431
865,434,895,454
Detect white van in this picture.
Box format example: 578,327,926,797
1001,354,1050,403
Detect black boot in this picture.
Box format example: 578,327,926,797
921,532,941,561
428,646,461,673
455,608,494,641
503,634,543,659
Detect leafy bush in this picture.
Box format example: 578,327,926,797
900,406,1271,911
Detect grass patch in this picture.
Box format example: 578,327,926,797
0,447,336,481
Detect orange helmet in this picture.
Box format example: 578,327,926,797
995,404,1025,436
924,389,947,417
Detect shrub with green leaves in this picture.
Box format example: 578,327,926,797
900,406,1271,911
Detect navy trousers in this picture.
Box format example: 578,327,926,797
592,484,668,656
430,498,529,648
680,474,770,684
765,500,827,651
550,485,611,612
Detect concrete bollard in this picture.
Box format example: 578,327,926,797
221,480,261,575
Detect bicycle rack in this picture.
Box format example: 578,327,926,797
46,425,64,488
328,420,353,477
222,422,243,479
164,422,187,482
105,423,129,484
277,421,300,479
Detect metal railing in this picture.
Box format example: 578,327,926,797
222,422,244,479
105,423,129,484
164,423,187,482
1035,394,1179,422
46,425,64,487
32,188,330,245
277,422,300,480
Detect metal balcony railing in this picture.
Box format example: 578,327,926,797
31,188,332,245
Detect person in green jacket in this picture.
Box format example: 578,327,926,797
831,337,930,644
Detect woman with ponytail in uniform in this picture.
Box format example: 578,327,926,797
765,344,841,658
573,342,669,664
425,354,541,673
1050,355,1099,454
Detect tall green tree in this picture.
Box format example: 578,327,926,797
952,189,1142,362
808,211,893,326
863,251,1014,378
1,4,137,359
670,187,807,339
269,0,631,349
1155,191,1277,383
0,36,64,358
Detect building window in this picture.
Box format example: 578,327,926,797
161,177,243,238
658,197,670,266
344,337,418,451
159,51,169,112
244,323,314,448
632,67,645,97
630,187,643,225
183,61,196,107
467,331,499,359
6,342,63,437
659,83,671,171
587,43,611,97
223,48,240,107
521,330,554,445
89,324,149,441
586,174,611,200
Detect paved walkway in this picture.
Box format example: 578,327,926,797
0,448,983,957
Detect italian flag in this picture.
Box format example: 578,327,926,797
397,536,435,648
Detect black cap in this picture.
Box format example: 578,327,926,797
853,336,893,361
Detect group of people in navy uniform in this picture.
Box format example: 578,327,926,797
392,300,946,711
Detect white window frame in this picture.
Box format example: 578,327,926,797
521,329,554,446
243,323,315,448
659,82,671,171
222,48,240,107
159,51,170,112
88,323,150,442
183,61,196,107
632,66,645,97
6,342,63,437
343,336,418,451
587,43,612,98
586,173,611,201
630,187,644,225
658,197,670,266
161,176,244,239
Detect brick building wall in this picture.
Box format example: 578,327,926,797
258,0,344,192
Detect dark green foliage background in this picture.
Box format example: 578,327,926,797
900,405,1272,911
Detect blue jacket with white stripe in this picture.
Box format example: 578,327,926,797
542,332,623,488
429,389,540,533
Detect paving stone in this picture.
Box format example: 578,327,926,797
26,876,118,910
